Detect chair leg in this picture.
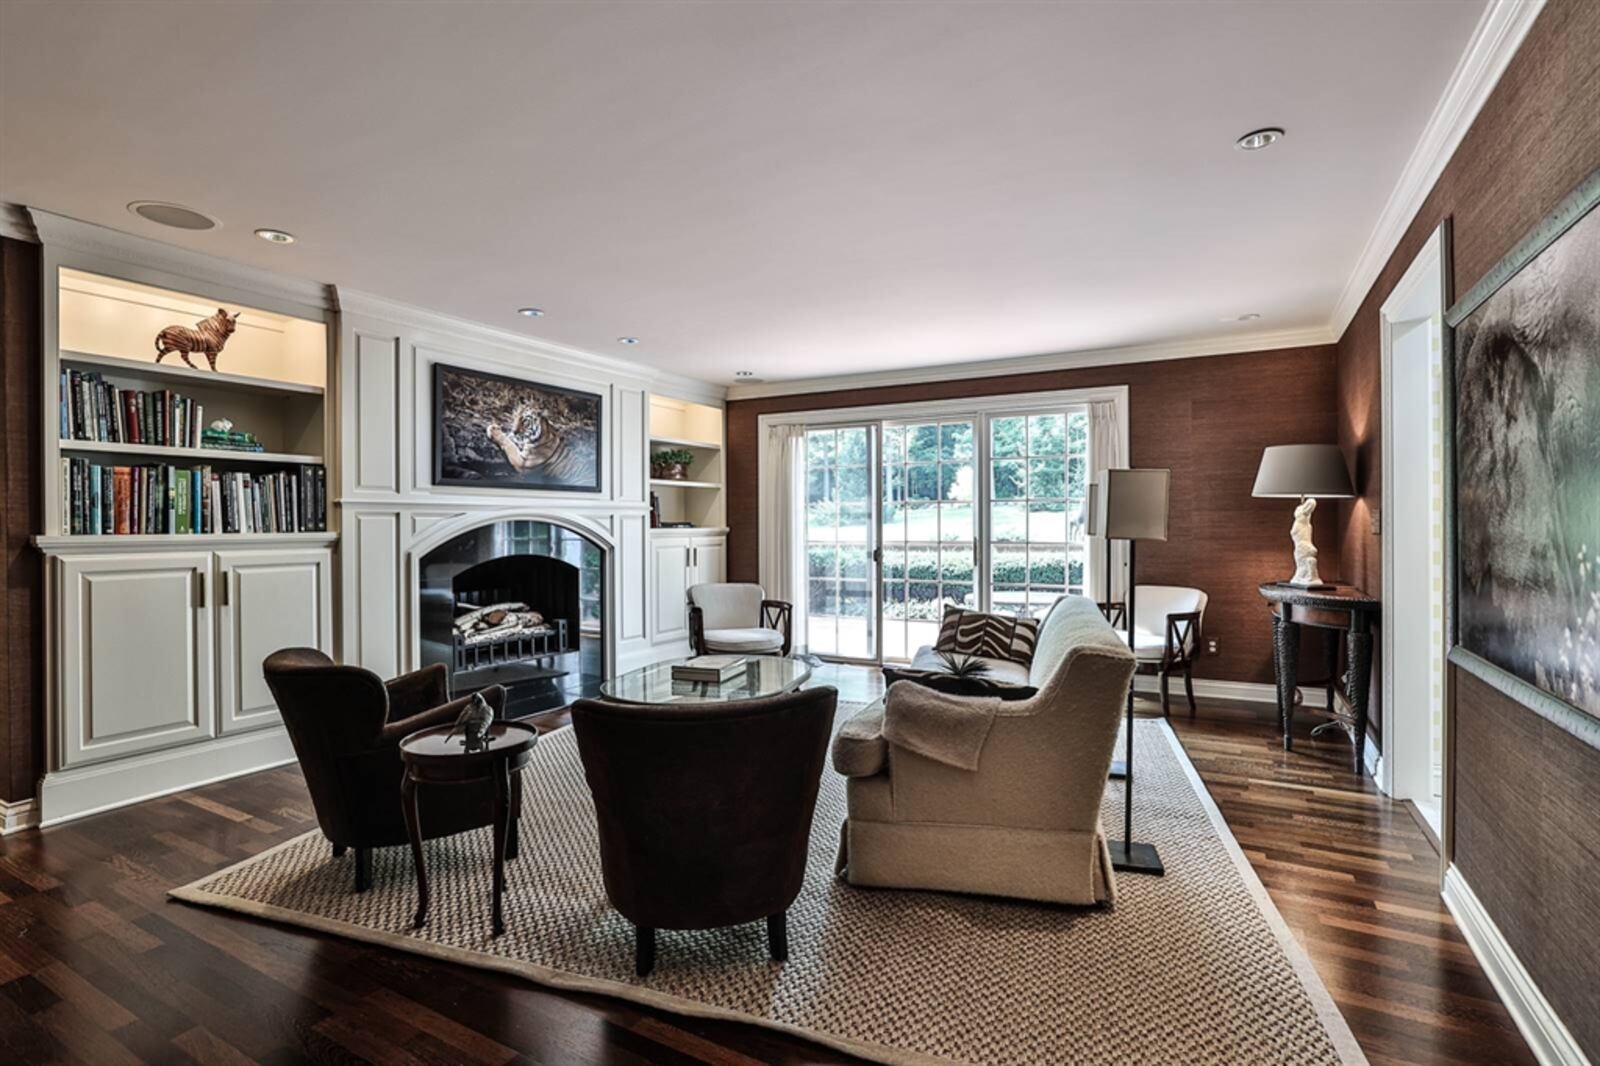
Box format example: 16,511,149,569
331,843,347,858
635,926,656,977
1159,666,1171,718
767,911,788,962
1184,660,1197,717
354,847,372,893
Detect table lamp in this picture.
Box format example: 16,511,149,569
1251,445,1355,589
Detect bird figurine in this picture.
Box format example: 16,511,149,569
447,692,496,752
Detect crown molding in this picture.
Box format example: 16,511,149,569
26,207,337,314
0,202,38,242
1327,0,1545,340
724,324,1335,401
336,287,727,406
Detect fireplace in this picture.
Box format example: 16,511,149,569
419,519,605,717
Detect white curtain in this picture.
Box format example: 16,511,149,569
1088,399,1127,608
759,423,808,651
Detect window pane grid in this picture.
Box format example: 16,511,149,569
988,408,1089,617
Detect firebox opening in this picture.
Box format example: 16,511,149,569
419,519,606,718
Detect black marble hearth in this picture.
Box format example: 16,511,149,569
419,519,605,717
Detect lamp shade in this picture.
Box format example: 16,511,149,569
1251,445,1354,499
1096,468,1170,541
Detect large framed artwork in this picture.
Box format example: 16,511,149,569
432,362,603,493
1447,168,1600,720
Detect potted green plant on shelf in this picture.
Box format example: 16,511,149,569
651,448,696,480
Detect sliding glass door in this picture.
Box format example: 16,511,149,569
880,419,976,660
801,402,1093,664
805,425,878,661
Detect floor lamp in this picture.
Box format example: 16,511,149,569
1098,468,1171,877
1082,483,1128,780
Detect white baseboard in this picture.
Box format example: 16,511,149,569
0,797,40,835
1132,675,1328,709
1442,865,1591,1066
39,729,297,828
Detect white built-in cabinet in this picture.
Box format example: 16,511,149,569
53,546,333,768
216,548,334,734
55,551,217,767
32,209,336,827
651,530,728,644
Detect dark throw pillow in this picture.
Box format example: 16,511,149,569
881,666,1037,702
933,606,1040,665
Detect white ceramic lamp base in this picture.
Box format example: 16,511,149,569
1287,496,1327,587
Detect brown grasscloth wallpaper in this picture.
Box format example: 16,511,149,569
1,235,43,805
1331,0,1600,1056
725,345,1340,687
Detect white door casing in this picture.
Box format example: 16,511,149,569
216,548,334,734
1380,222,1447,832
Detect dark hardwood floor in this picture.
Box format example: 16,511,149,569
0,667,1534,1065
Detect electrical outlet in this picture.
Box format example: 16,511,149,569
1207,638,1219,655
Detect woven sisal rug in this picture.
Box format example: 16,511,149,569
173,710,1366,1065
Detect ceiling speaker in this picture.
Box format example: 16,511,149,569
127,201,219,230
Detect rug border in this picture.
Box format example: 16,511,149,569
170,720,1368,1066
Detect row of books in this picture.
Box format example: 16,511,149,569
61,459,328,536
59,369,265,452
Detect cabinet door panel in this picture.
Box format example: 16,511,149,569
652,539,692,642
58,553,215,768
693,535,727,586
217,549,333,734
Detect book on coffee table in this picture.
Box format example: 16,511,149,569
671,655,748,683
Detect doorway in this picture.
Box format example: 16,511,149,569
1380,223,1447,835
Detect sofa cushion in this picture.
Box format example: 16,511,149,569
831,702,888,777
704,627,786,653
909,646,1031,686
934,606,1039,664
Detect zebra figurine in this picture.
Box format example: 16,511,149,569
154,307,241,371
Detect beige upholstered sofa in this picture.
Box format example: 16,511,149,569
831,595,1137,906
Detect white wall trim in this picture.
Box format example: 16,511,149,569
27,208,336,314
337,287,725,406
0,798,40,835
1132,675,1328,709
0,201,37,242
1327,0,1545,337
1442,864,1592,1066
727,327,1334,401
38,728,296,828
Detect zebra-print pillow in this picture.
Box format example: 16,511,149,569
934,606,1040,665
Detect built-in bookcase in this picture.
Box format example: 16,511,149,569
648,395,725,531
44,267,332,542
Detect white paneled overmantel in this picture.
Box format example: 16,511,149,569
333,288,725,682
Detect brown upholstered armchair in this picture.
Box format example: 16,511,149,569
569,686,837,975
263,648,510,892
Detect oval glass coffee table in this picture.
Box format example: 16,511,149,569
600,656,813,705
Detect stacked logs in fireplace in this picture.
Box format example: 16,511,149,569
449,554,582,690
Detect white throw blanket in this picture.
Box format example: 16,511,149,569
881,681,1001,771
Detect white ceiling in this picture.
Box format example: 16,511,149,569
0,0,1488,387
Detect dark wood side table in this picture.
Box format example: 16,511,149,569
1257,584,1381,773
399,721,538,936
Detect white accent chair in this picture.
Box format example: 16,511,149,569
1099,584,1207,716
687,583,793,656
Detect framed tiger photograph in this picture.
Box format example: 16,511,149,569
432,362,603,493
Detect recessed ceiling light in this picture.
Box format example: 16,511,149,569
1235,128,1284,151
254,228,295,244
617,337,640,345
127,201,219,231
1235,312,1262,321
517,307,545,317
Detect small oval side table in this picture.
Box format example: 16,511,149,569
399,720,538,936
